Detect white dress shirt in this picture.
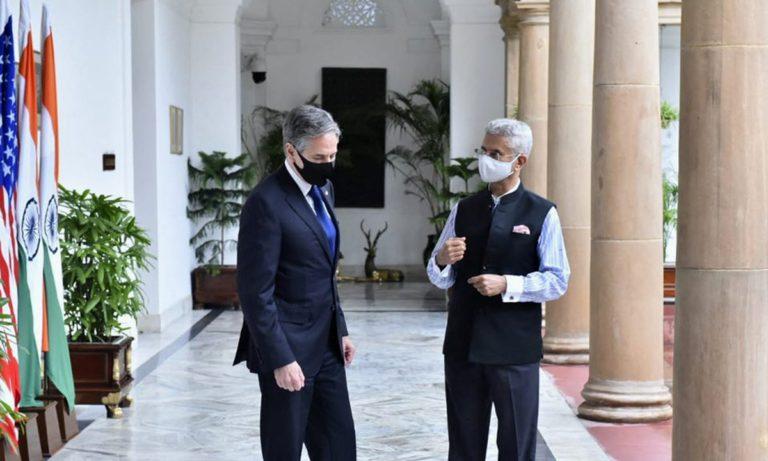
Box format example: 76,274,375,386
427,179,570,303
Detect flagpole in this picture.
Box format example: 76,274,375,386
40,2,74,412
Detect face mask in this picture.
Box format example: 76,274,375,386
296,151,335,186
478,153,520,183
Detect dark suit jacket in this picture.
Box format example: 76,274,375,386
233,165,349,376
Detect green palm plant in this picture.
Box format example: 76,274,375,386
661,101,679,129
0,304,25,451
662,175,679,261
187,151,255,267
385,79,478,263
660,101,680,262
243,96,320,180
59,187,152,341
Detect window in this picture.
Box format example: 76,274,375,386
322,0,384,28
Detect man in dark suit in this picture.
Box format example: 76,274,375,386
234,105,356,461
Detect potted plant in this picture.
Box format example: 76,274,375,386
385,79,479,266
660,101,679,299
59,187,152,418
188,151,255,309
359,220,388,278
663,175,679,299
661,100,679,130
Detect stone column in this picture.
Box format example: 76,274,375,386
431,19,451,83
190,0,243,156
515,0,549,196
542,0,594,365
497,1,519,117
673,2,768,459
577,0,672,422
442,1,505,162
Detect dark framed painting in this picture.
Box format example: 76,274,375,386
322,67,387,208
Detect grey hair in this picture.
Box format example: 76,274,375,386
484,118,533,157
282,105,341,152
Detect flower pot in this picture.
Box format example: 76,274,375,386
663,264,676,299
191,265,239,309
68,335,134,419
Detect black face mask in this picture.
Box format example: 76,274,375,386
296,152,335,186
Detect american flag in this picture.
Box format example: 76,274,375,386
0,0,21,445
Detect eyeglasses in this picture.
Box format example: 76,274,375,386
474,147,518,161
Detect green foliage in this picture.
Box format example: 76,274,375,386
59,187,152,342
188,151,254,267
661,101,679,129
243,96,320,179
663,175,679,261
385,79,479,234
0,303,24,448
660,100,680,260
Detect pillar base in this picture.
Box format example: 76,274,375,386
542,335,589,364
577,378,672,423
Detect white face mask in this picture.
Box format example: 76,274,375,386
478,153,521,183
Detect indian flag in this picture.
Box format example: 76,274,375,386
40,4,73,411
16,0,43,408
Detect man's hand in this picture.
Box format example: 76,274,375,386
437,237,467,266
342,336,356,367
274,361,305,392
468,274,507,297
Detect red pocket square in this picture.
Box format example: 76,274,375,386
513,225,530,235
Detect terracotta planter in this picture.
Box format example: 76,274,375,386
664,264,676,299
68,335,133,418
192,266,239,309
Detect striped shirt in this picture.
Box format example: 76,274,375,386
426,189,570,303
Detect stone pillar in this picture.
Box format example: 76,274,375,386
514,0,549,196
497,2,519,117
577,0,672,422
190,0,244,156
442,0,505,162
542,0,594,365
673,2,768,459
241,19,276,155
431,19,451,83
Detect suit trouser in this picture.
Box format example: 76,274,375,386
258,347,356,461
445,357,539,461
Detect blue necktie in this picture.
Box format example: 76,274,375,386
309,186,337,258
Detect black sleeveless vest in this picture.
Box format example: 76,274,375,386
444,183,554,365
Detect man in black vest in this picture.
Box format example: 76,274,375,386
427,119,570,460
235,105,356,460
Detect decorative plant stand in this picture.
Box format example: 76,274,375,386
69,336,134,418
192,266,239,309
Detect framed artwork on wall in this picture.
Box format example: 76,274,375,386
170,105,183,155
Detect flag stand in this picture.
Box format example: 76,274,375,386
20,364,62,459
40,378,78,442
15,412,42,461
18,401,61,458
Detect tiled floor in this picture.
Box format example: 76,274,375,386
51,283,611,460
